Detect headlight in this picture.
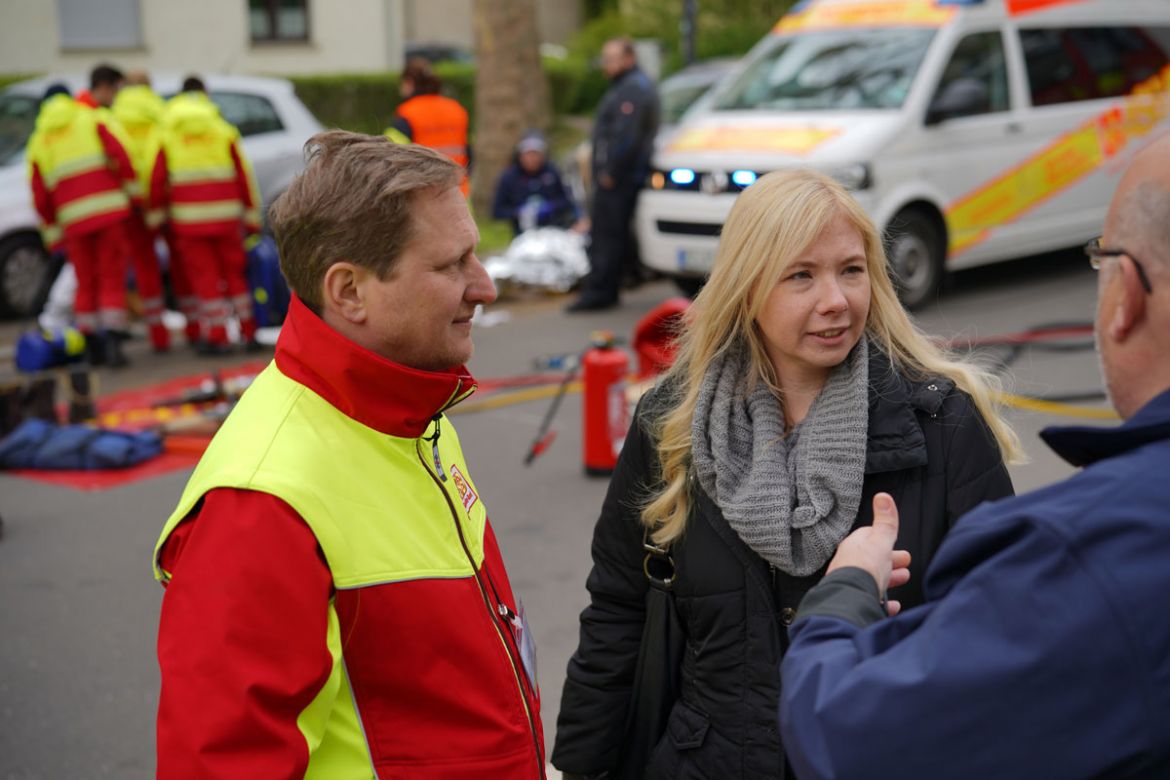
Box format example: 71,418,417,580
828,163,872,191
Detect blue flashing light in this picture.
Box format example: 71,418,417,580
669,168,697,186
731,170,758,188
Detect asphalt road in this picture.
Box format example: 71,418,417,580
0,249,1108,778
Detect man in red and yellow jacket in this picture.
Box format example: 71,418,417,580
386,58,471,196
149,77,261,353
154,131,545,778
27,83,139,366
112,73,170,351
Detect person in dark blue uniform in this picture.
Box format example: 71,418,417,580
567,37,659,312
491,131,581,236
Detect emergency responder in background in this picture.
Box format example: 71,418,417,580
491,130,584,236
150,76,262,354
27,83,139,367
76,63,124,109
566,37,659,313
385,58,471,196
112,71,170,352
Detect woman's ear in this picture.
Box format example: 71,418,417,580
321,262,368,325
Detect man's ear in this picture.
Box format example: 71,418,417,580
321,262,369,325
1107,256,1148,343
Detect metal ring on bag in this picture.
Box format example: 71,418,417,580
643,549,676,589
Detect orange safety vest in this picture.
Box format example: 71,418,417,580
395,94,470,195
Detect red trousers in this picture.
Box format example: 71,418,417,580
66,220,130,333
126,215,165,322
171,233,254,346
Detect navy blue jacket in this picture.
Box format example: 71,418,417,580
491,162,579,235
780,387,1170,779
591,66,660,188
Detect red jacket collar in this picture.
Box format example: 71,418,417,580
275,295,476,438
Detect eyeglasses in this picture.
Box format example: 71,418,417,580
1085,237,1153,294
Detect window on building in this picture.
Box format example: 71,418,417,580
1021,26,1170,107
211,92,285,137
249,0,309,43
928,31,1010,121
57,0,143,50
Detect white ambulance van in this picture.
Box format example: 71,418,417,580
634,0,1170,306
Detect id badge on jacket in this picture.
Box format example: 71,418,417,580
509,600,538,694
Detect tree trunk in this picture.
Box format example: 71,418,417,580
471,0,550,218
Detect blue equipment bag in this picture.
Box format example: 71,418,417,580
246,235,291,327
0,418,163,470
15,327,87,373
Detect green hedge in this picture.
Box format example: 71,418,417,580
289,58,605,137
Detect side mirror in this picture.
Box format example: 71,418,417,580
925,77,990,125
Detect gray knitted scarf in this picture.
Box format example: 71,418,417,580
691,336,869,576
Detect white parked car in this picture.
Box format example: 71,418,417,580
636,0,1170,305
0,73,322,318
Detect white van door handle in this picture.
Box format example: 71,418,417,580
1006,122,1023,134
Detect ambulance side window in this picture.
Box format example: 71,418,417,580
927,31,1008,123
1021,26,1170,107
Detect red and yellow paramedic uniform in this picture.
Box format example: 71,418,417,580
26,93,138,333
149,91,261,348
387,94,471,196
154,295,546,779
111,84,169,350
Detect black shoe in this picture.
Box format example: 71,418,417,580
566,297,618,313
104,331,130,369
243,338,266,354
85,333,107,367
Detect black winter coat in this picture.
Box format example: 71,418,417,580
553,350,1014,779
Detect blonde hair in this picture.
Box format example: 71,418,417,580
641,169,1023,545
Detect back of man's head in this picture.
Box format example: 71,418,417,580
90,63,124,90
267,130,462,313
402,58,441,96
182,75,206,94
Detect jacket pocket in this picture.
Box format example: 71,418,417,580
667,701,710,750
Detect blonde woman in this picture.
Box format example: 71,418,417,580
552,170,1022,780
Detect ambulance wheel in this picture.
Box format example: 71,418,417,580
886,209,944,311
0,233,55,319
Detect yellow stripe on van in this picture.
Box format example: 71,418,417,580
947,63,1170,257
775,0,956,34
667,125,841,155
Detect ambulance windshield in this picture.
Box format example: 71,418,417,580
714,28,936,111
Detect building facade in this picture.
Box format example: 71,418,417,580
0,0,581,77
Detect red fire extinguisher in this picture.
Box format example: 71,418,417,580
582,331,630,476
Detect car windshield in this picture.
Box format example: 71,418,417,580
0,93,40,165
713,28,936,111
661,79,721,125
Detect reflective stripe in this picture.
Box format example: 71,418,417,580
144,208,166,229
244,207,261,229
41,224,63,247
170,166,238,184
99,307,128,331
41,153,109,188
58,190,130,227
170,200,244,224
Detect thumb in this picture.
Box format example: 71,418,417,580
871,492,900,543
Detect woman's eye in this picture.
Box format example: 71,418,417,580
844,265,865,275
787,270,812,281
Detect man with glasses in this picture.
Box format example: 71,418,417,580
777,133,1170,778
